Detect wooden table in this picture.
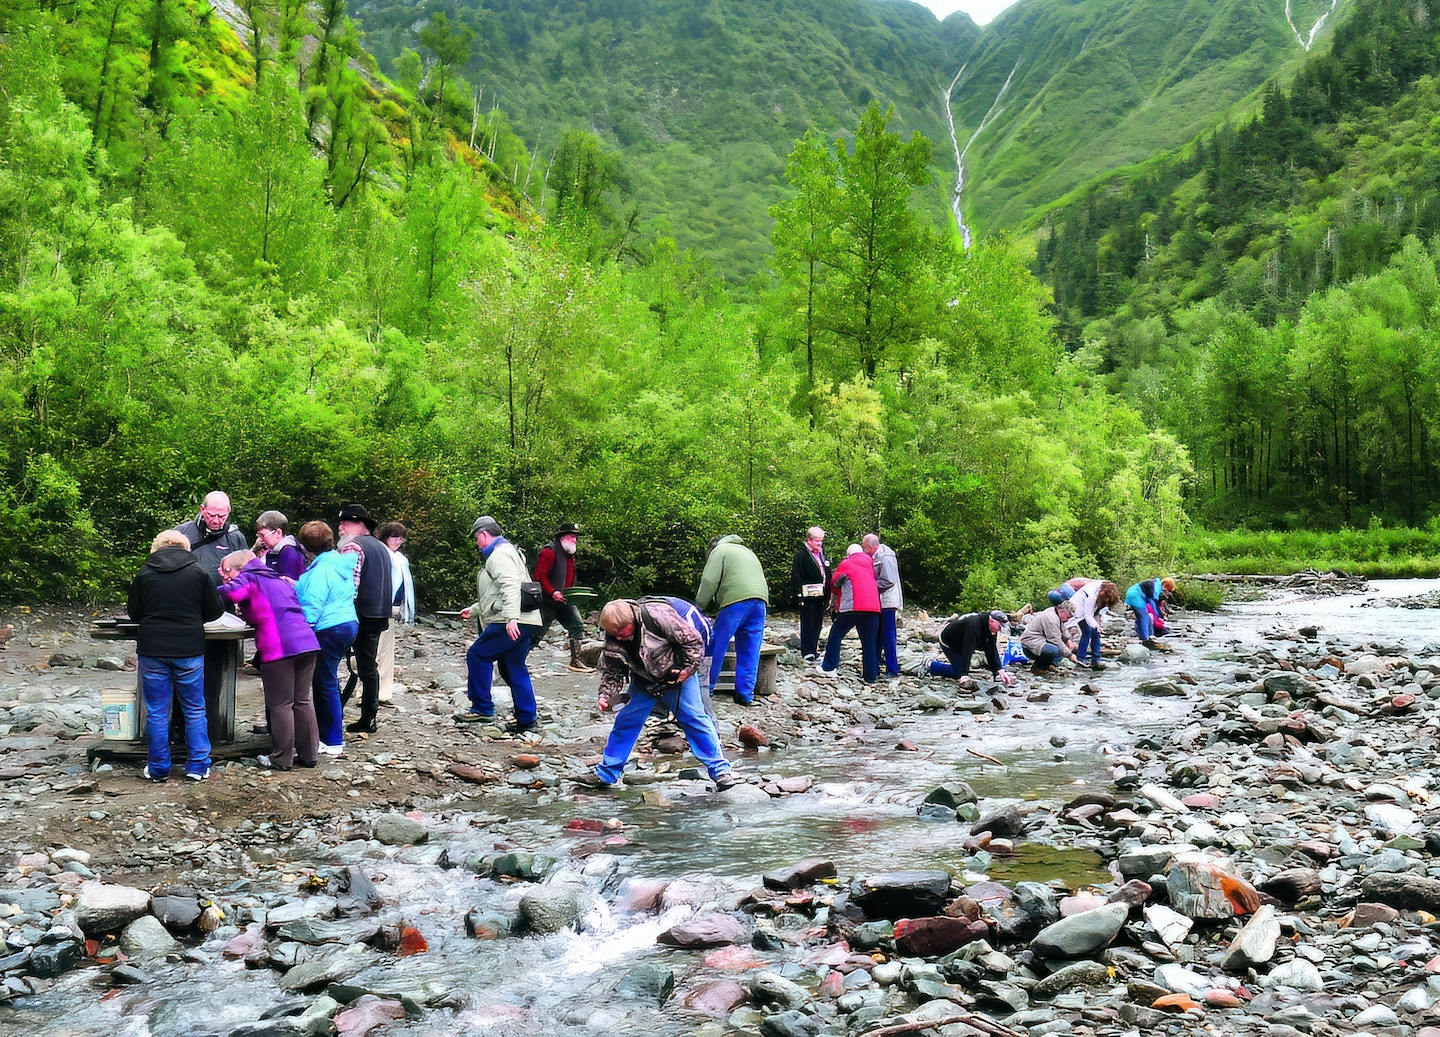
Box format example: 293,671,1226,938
88,622,255,759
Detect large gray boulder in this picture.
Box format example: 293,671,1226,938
1029,903,1129,959
120,915,181,960
76,883,152,936
518,887,583,935
849,870,952,920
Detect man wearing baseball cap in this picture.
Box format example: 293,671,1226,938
457,515,543,733
920,610,1015,685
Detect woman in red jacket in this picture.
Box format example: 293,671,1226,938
820,544,882,682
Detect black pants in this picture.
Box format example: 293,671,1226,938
798,598,826,658
353,615,388,719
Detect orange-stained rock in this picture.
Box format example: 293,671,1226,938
398,926,428,956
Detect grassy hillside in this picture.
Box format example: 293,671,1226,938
954,0,1347,232
352,0,978,279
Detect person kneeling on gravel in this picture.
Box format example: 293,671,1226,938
1020,601,1077,673
574,599,735,792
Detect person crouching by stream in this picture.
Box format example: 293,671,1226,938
1020,601,1077,673
1069,579,1121,671
128,530,225,781
919,610,1015,686
574,599,736,792
218,550,321,770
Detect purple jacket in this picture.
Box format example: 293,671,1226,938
218,559,321,662
264,538,309,581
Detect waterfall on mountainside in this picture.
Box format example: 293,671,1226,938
944,59,1021,249
1286,0,1342,50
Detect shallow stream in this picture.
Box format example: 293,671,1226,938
8,582,1439,1036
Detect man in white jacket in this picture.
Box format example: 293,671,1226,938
863,534,903,677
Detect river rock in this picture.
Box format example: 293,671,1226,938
658,913,747,948
893,916,989,956
1029,903,1129,959
276,918,382,945
1135,679,1185,697
278,950,369,991
76,882,152,936
1349,902,1400,927
47,652,83,668
333,994,406,1037
1365,802,1421,836
970,804,1024,839
923,782,977,808
490,852,556,882
1361,872,1440,910
1353,1005,1400,1026
1117,843,1195,879
850,870,952,920
1166,853,1258,919
1119,644,1151,664
28,940,83,978
1153,963,1209,997
372,815,428,846
518,887,582,934
760,1010,820,1037
1032,960,1111,998
616,963,675,1004
686,980,748,1016
1264,959,1324,991
0,888,61,914
267,897,339,926
1221,904,1280,969
151,895,202,931
1144,904,1193,949
991,881,1059,940
120,915,181,960
763,859,836,890
750,971,812,1010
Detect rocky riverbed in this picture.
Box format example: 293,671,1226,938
3,585,1440,1036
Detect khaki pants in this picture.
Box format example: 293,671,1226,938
378,607,401,701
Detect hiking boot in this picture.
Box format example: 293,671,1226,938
572,772,623,790
505,719,539,735
453,711,495,724
713,773,738,792
346,717,378,734
1090,661,1107,672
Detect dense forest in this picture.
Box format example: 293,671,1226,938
1037,0,1440,530
0,0,1191,609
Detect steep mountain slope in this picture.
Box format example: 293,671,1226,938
352,0,979,277
950,0,1347,232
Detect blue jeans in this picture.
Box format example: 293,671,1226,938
1077,619,1101,663
822,611,880,682
1024,643,1062,670
595,674,730,783
466,623,537,722
875,608,899,675
138,655,210,778
313,621,358,747
707,599,766,703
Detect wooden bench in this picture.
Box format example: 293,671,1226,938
712,643,783,699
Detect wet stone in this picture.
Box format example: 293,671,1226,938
29,940,83,978
151,895,202,931
1030,903,1129,959
762,859,836,891
616,963,675,1004
489,852,556,882
758,1009,820,1037
658,913,747,948
1360,872,1440,911
923,782,977,808
850,870,952,920
119,915,181,960
76,882,151,936
371,815,428,846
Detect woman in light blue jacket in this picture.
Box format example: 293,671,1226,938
296,520,359,755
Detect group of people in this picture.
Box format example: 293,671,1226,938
911,575,1177,685
128,493,414,780
128,495,1179,791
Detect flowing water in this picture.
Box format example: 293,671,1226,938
8,581,1438,1035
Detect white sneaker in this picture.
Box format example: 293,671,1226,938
257,754,272,768
318,743,344,757
187,768,210,781
142,765,165,781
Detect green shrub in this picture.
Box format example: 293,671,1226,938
1171,578,1224,612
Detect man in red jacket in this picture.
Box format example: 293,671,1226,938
820,544,882,682
533,522,593,672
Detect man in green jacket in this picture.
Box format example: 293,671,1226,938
695,534,769,705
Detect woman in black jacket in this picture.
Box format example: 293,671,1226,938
788,526,831,662
128,530,224,781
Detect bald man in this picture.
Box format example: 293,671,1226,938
175,491,248,587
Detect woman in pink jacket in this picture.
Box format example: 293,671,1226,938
820,544,882,682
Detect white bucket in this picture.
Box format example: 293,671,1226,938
101,687,138,740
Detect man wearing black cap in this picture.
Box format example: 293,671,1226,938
336,503,392,733
532,521,592,673
920,610,1015,685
